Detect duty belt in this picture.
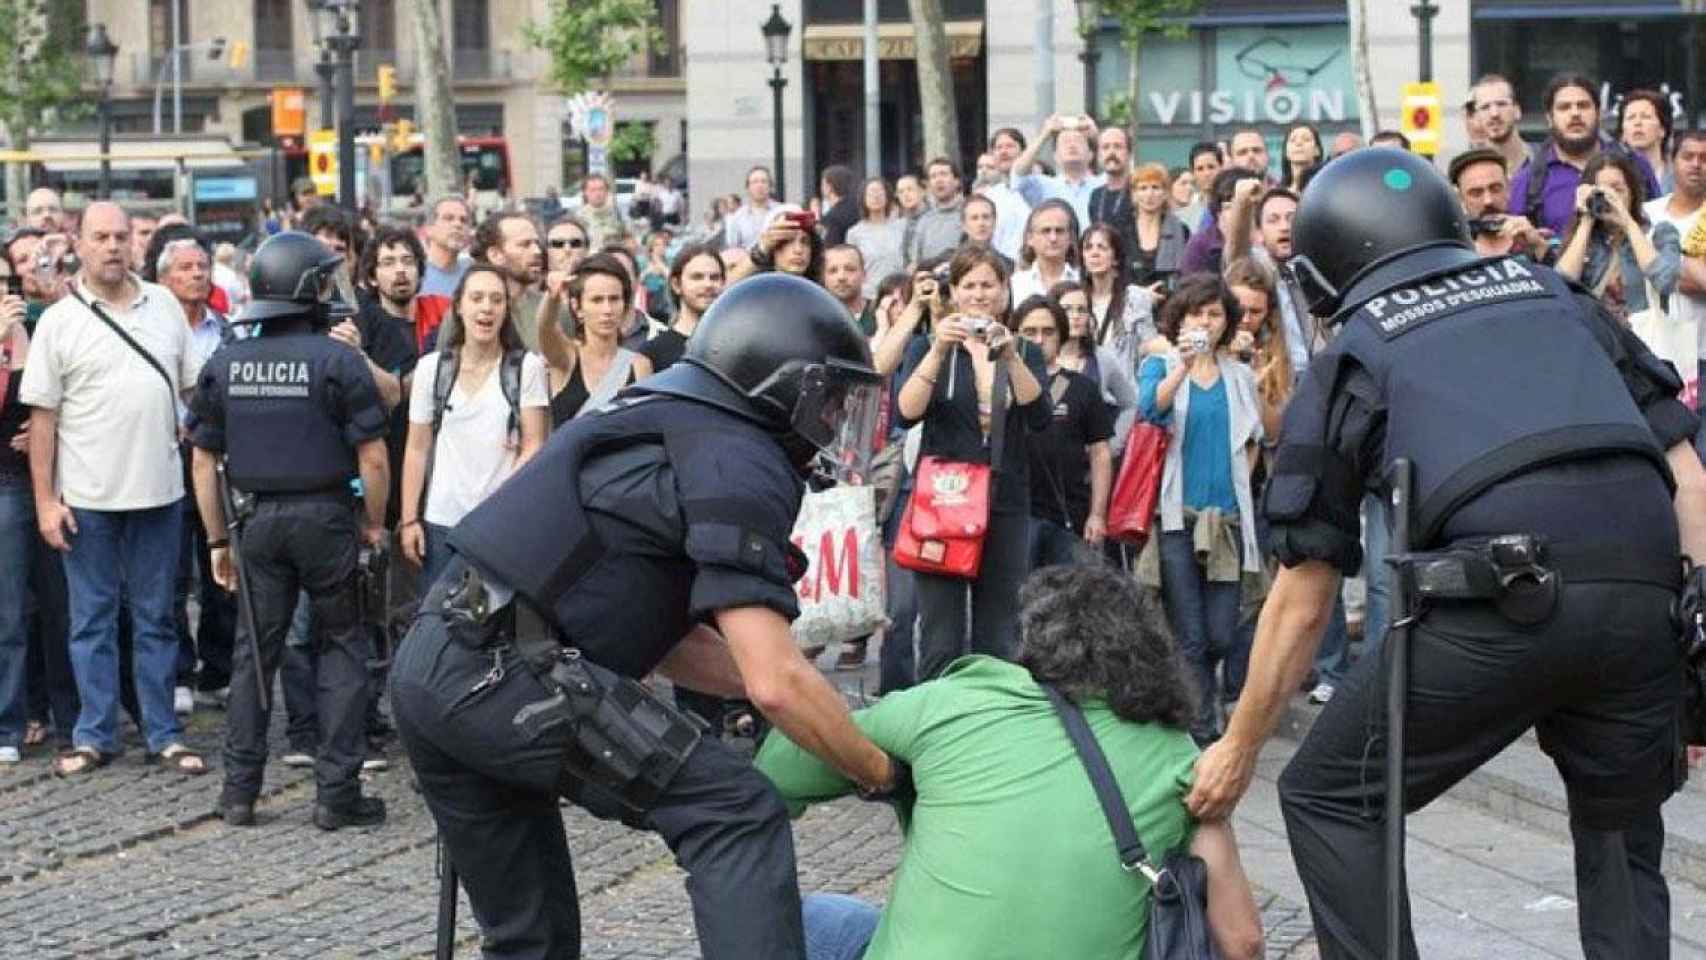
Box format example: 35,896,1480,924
1389,535,1681,626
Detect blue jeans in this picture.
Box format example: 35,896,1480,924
62,502,184,754
802,893,880,960
1158,529,1242,740
0,483,34,748
423,521,455,591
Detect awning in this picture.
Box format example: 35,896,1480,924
802,20,985,61
28,138,251,173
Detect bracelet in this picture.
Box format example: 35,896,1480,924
399,519,422,531
206,538,229,550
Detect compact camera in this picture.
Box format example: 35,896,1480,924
1181,328,1211,353
1586,189,1614,220
967,317,993,339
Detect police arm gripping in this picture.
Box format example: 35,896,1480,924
716,605,895,791
653,624,748,700
1186,559,1342,821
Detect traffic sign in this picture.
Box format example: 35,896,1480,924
1400,81,1442,156
309,128,338,196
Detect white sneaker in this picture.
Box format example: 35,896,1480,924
0,746,19,764
1308,682,1336,705
174,686,195,716
281,749,316,768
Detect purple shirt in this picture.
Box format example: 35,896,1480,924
1509,141,1661,235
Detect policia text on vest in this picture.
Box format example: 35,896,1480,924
1363,258,1546,339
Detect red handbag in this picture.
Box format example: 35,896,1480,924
894,361,1009,580
1106,419,1169,545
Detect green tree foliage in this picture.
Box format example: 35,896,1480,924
0,0,91,148
1097,0,1200,126
607,122,656,168
524,0,662,96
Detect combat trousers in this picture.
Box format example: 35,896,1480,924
1277,580,1679,959
221,497,368,809
391,608,806,960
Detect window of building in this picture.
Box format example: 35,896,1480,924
362,0,396,52
649,0,680,78
149,0,191,82
454,0,489,50
253,0,294,81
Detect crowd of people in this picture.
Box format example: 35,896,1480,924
3,62,1704,956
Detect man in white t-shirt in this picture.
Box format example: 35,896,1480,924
21,202,206,774
1644,130,1706,403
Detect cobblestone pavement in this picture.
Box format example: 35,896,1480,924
0,683,1317,959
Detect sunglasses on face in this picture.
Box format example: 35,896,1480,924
549,237,587,250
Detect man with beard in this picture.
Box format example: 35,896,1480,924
1449,148,1549,260
1471,74,1529,181
545,214,590,277
1511,73,1661,235
1011,114,1104,228
639,241,725,372
1087,127,1137,258
470,211,546,349
1225,181,1311,369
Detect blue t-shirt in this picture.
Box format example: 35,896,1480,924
1137,357,1238,514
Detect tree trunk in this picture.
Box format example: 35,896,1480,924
408,0,460,201
1347,0,1379,140
1128,36,1143,134
909,0,961,167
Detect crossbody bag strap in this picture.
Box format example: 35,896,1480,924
988,353,1011,472
68,286,178,434
1039,682,1161,882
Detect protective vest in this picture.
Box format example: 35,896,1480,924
448,394,806,678
1274,255,1671,548
220,333,360,493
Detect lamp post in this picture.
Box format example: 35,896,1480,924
86,24,118,200
1076,0,1101,121
761,4,792,202
1410,0,1439,84
308,0,360,211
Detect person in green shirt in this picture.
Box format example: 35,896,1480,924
757,564,1264,960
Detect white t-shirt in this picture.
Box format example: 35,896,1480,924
1644,195,1706,360
20,278,199,511
408,349,549,527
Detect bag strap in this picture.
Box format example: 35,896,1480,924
988,352,1011,473
421,347,460,515
1039,682,1162,883
67,286,178,435
499,347,524,438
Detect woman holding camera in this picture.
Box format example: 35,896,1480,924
1556,152,1680,324
1136,275,1263,744
895,246,1050,683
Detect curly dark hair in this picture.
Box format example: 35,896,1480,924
1015,565,1198,728
1157,273,1241,349
357,224,426,292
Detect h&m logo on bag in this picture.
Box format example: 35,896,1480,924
929,469,972,506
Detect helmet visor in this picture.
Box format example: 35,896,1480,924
1287,256,1340,319
791,359,883,482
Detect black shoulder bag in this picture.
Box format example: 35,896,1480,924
1040,683,1220,960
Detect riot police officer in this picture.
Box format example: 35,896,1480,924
388,273,900,960
1185,149,1706,958
189,231,392,830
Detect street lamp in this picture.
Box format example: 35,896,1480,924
761,4,791,202
306,0,360,211
86,24,118,199
1076,0,1101,121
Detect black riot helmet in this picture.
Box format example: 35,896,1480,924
1290,147,1478,319
635,272,882,471
236,231,346,326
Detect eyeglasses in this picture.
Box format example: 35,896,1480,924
549,237,587,250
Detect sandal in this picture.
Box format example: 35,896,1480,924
53,746,111,777
150,743,209,776
23,721,47,747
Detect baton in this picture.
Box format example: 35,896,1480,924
436,835,458,959
1382,459,1415,960
216,460,270,713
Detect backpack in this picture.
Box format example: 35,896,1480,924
420,346,526,512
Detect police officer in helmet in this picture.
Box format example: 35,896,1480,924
389,272,901,959
1184,148,1706,958
189,231,392,829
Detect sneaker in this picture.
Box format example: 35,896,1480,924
281,747,316,768
314,795,386,831
0,746,20,765
1308,682,1336,705
173,686,195,716
361,743,390,772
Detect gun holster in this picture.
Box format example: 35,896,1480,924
1389,534,1559,626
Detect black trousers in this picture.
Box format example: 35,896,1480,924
1278,580,1680,959
390,603,805,960
912,508,1029,682
221,498,368,808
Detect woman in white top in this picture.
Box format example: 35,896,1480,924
846,177,907,301
1008,199,1081,305
399,264,550,585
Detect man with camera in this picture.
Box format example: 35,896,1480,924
1449,147,1550,261
1010,114,1104,229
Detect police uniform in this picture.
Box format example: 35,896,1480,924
189,235,390,824
1269,151,1699,959
387,274,885,960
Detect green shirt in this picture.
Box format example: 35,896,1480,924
755,655,1200,960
